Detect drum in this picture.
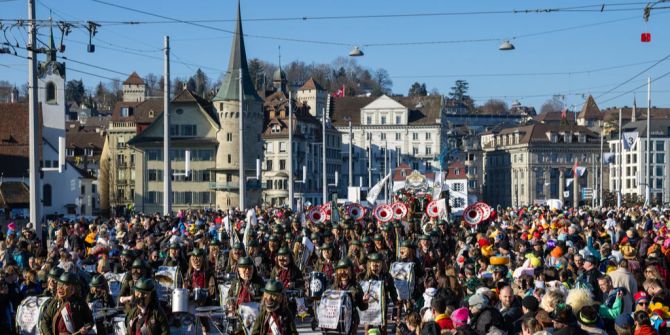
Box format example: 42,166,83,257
309,272,327,298
16,296,50,335
238,302,260,335
317,290,352,335
172,288,189,313
113,316,126,335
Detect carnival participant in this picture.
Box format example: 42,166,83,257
183,248,216,305
332,258,369,335
86,274,114,308
271,247,304,289
361,253,398,335
250,279,298,335
40,267,63,298
163,242,186,275
312,243,336,284
39,272,94,335
225,242,245,273
119,259,149,308
114,249,134,274
125,278,169,335
228,256,264,308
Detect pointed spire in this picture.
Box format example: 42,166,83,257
632,96,637,122
212,0,261,102
47,21,57,62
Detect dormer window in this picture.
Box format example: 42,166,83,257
149,110,155,118
84,148,94,156
66,148,75,157
547,132,558,143
121,107,133,117
563,132,572,143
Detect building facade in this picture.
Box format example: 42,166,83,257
608,119,670,205
482,124,601,208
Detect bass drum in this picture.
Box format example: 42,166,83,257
16,296,50,335
309,272,327,299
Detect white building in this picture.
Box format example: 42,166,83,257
608,119,670,205
330,94,443,195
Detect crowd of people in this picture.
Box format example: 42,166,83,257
1,203,670,335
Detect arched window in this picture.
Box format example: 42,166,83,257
46,82,56,103
43,184,52,207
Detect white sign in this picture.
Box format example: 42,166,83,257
622,131,639,151
359,280,383,326
239,302,260,335
390,262,415,300
17,296,50,335
318,290,351,334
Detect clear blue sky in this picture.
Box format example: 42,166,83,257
2,0,669,111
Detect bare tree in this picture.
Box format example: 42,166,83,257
540,95,565,114
478,99,508,115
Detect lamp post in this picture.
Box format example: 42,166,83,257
344,116,353,187
322,110,328,205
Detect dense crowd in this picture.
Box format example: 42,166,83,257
1,204,670,335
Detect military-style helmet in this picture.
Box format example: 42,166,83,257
57,272,79,285
361,236,372,243
232,242,245,250
335,258,353,270
90,274,106,287
237,256,254,268
131,259,146,269
367,253,383,262
247,240,259,248
350,240,362,246
190,248,206,256
209,239,221,246
277,247,291,256
263,279,283,295
121,249,134,257
400,240,415,248
48,267,64,279
320,243,333,250
373,234,383,241
133,278,155,293
169,242,180,250
418,234,431,241
310,232,320,240
268,235,280,242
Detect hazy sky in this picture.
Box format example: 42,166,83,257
2,0,669,111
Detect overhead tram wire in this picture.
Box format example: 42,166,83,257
595,52,670,100
598,70,670,105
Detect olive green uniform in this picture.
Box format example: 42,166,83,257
125,304,170,335
39,297,94,335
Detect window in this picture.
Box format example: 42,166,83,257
180,125,196,136
366,116,372,124
657,153,665,164
266,160,273,170
117,189,125,201
380,133,386,140
226,174,232,182
454,168,460,175
656,178,663,189
227,133,233,142
43,184,52,206
84,148,94,156
395,133,401,141
267,142,274,153
219,103,223,111
452,197,465,208
280,159,286,170
198,150,213,161
412,133,418,140
116,154,125,164
175,108,184,115
656,166,663,177
46,82,56,103
426,161,432,170
120,107,133,117
366,133,371,140
266,180,273,190
381,116,387,125
395,116,401,124
66,148,75,157
279,142,287,152
657,141,665,152
469,180,477,189
412,147,419,155
451,183,464,192
228,154,231,164
425,147,431,155
148,169,163,181
425,133,431,140
147,150,161,161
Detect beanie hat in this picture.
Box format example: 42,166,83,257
451,307,469,328
522,295,539,312
634,291,649,304
550,246,564,258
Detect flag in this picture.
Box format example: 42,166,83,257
575,167,587,177
366,172,391,205
432,171,443,200
622,131,639,150
603,153,615,164
561,107,567,120
566,178,574,187
331,84,345,97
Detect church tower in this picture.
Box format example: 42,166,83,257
212,2,264,209
37,27,66,147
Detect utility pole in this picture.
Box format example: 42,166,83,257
322,108,327,205
288,91,294,210
384,141,388,202
162,36,171,215
348,118,353,187
617,108,622,208
599,131,603,208
28,0,41,237
646,76,651,206
368,133,372,189
239,67,245,210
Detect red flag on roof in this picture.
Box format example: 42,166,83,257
331,84,345,97
561,107,567,120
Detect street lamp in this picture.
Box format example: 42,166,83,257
349,46,364,57
499,40,515,51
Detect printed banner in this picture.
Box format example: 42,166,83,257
390,262,415,300
238,302,260,335
104,272,125,302
603,153,615,164
318,290,351,334
359,280,383,326
622,131,639,151
16,296,50,335
155,266,178,301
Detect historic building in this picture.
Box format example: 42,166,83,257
481,124,601,208
330,94,443,197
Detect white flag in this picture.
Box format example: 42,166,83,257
576,167,587,177
366,172,392,205
622,131,639,151
432,171,443,200
566,178,574,187
603,153,615,164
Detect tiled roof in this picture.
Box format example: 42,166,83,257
602,107,670,122
111,98,164,123
0,182,30,207
172,89,217,123
330,95,442,127
445,161,467,180
123,71,145,85
577,95,602,120
392,163,436,182
65,122,105,152
487,123,599,146
298,78,325,91
533,111,578,123
0,103,43,178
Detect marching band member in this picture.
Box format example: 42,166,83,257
125,278,169,335
313,243,337,284
361,253,399,335
270,247,304,290
163,242,186,275
250,280,298,335
119,259,150,310
332,258,369,335
39,272,94,335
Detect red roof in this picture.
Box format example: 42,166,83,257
123,71,145,85
298,78,325,91
445,161,467,180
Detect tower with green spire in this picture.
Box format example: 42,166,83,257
37,24,66,149
212,1,265,209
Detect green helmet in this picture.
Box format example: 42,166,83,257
48,267,64,279
373,234,383,241
232,242,245,250
277,247,291,256
335,258,353,270
320,243,333,250
133,278,156,293
268,235,280,242
131,259,146,269
263,279,283,295
168,242,180,250
209,239,221,247
121,249,134,257
367,253,383,262
247,240,259,248
350,240,361,246
190,248,206,256
400,240,415,248
90,274,106,287
237,256,254,268
57,272,79,285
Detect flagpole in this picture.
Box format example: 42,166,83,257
617,108,622,208
599,131,603,208
645,76,651,206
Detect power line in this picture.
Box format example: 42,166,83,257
595,52,670,100
598,71,670,104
